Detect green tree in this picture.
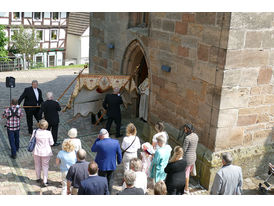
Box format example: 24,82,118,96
10,25,42,69
0,25,8,60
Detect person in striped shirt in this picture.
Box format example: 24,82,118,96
2,99,23,159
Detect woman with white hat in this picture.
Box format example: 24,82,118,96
140,142,154,177
63,128,82,152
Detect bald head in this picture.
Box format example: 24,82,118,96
77,149,86,161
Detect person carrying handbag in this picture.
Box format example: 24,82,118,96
27,129,37,152
121,123,141,172
32,119,54,187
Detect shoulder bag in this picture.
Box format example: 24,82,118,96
27,129,37,152
122,136,137,158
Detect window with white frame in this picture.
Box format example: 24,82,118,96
0,12,8,17
10,29,19,41
50,30,58,41
24,12,32,18
52,12,60,21
48,55,55,67
36,56,43,64
33,12,42,21
36,30,44,41
60,12,67,18
44,12,50,18
12,12,21,21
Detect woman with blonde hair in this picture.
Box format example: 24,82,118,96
164,146,187,195
121,123,141,171
56,140,77,195
32,119,54,187
154,180,167,195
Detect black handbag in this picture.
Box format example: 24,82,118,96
27,130,37,152
122,136,136,158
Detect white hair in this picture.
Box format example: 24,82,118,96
46,92,53,100
156,135,166,144
124,170,136,186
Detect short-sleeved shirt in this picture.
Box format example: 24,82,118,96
57,150,77,172
66,160,89,188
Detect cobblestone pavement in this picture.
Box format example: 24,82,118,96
0,68,273,195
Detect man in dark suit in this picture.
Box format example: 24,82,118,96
78,160,109,195
18,80,43,134
39,92,61,146
91,128,122,194
103,87,123,138
117,170,144,195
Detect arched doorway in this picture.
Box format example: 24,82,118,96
122,40,149,119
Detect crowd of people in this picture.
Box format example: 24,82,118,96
1,80,244,195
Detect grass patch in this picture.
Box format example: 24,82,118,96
31,64,87,70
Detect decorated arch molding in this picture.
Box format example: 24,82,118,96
121,39,149,75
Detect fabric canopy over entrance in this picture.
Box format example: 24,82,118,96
64,74,137,117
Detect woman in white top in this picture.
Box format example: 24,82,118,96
63,128,82,152
152,121,169,150
122,158,147,194
121,123,141,171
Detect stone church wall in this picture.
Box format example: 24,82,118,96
215,12,274,181
89,12,274,189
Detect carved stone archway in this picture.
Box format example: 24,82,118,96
121,39,149,118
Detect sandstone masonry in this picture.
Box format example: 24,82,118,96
89,12,274,189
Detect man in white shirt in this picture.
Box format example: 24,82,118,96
18,80,44,134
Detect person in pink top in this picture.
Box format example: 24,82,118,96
32,119,54,187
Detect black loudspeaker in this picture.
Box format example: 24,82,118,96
6,76,15,88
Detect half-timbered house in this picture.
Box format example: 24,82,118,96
0,12,68,68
